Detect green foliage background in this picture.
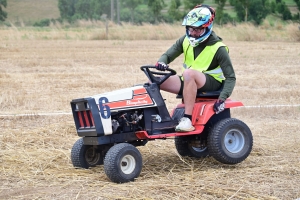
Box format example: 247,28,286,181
0,0,7,21
56,0,299,25
1,0,299,26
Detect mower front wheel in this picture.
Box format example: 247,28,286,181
104,143,143,183
208,118,253,164
71,138,103,169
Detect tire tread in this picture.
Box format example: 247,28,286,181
208,118,253,164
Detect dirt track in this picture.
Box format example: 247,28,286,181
0,38,300,199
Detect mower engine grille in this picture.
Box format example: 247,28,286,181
74,101,95,129
77,110,95,129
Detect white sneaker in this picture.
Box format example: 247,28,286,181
175,117,195,132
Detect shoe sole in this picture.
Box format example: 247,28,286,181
175,127,195,132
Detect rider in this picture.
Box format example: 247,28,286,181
155,4,236,132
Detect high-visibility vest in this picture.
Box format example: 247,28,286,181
182,37,228,82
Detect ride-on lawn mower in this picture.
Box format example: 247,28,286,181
70,65,253,183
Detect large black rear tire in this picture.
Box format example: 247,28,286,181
104,143,142,183
71,138,103,169
208,118,253,164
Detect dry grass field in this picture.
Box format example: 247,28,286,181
0,24,300,199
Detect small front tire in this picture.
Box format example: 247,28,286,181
104,143,142,183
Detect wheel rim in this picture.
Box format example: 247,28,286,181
85,147,100,165
189,139,207,152
120,155,136,174
191,146,207,152
224,129,245,153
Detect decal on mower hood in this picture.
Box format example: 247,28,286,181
91,85,156,111
107,93,153,109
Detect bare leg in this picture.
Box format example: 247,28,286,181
159,75,181,94
152,70,206,115
182,69,206,115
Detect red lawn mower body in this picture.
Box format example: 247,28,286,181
70,66,253,183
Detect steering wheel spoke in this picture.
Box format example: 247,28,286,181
140,65,176,86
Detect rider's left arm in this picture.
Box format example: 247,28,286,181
216,47,236,101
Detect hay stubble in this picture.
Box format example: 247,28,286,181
0,30,300,199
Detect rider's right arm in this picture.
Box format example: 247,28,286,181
157,35,185,64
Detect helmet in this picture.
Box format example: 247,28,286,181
182,5,215,47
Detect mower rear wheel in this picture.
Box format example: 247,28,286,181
208,118,253,164
71,138,103,169
175,135,209,158
104,143,142,183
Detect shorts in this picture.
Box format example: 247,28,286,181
177,74,222,96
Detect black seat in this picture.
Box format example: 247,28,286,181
176,82,224,99
176,90,221,99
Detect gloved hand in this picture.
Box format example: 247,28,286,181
213,99,225,114
155,62,169,71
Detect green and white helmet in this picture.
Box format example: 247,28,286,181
182,5,215,47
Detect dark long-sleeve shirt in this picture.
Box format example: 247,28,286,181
158,31,236,100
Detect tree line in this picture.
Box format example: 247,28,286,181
57,0,300,25
0,0,300,25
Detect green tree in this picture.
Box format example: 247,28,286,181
134,5,155,24
214,0,227,24
147,0,165,23
282,7,292,20
121,5,154,24
175,0,181,8
122,0,143,23
58,0,76,21
230,0,269,24
276,1,292,20
183,0,204,12
75,0,92,19
58,0,111,22
90,0,103,20
230,0,250,22
0,0,7,21
270,1,276,13
168,0,183,22
295,0,300,10
98,0,111,19
294,0,300,21
248,0,270,24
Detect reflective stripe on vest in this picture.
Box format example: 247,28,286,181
182,37,228,82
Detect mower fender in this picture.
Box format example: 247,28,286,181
192,99,243,125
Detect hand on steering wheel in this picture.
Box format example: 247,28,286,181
155,62,169,71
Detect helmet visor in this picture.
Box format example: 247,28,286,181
187,26,205,33
186,26,206,39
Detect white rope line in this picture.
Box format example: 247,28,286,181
0,104,299,117
0,112,72,117
243,104,300,108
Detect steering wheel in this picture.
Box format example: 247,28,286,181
140,65,176,86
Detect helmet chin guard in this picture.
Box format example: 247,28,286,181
185,27,213,47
